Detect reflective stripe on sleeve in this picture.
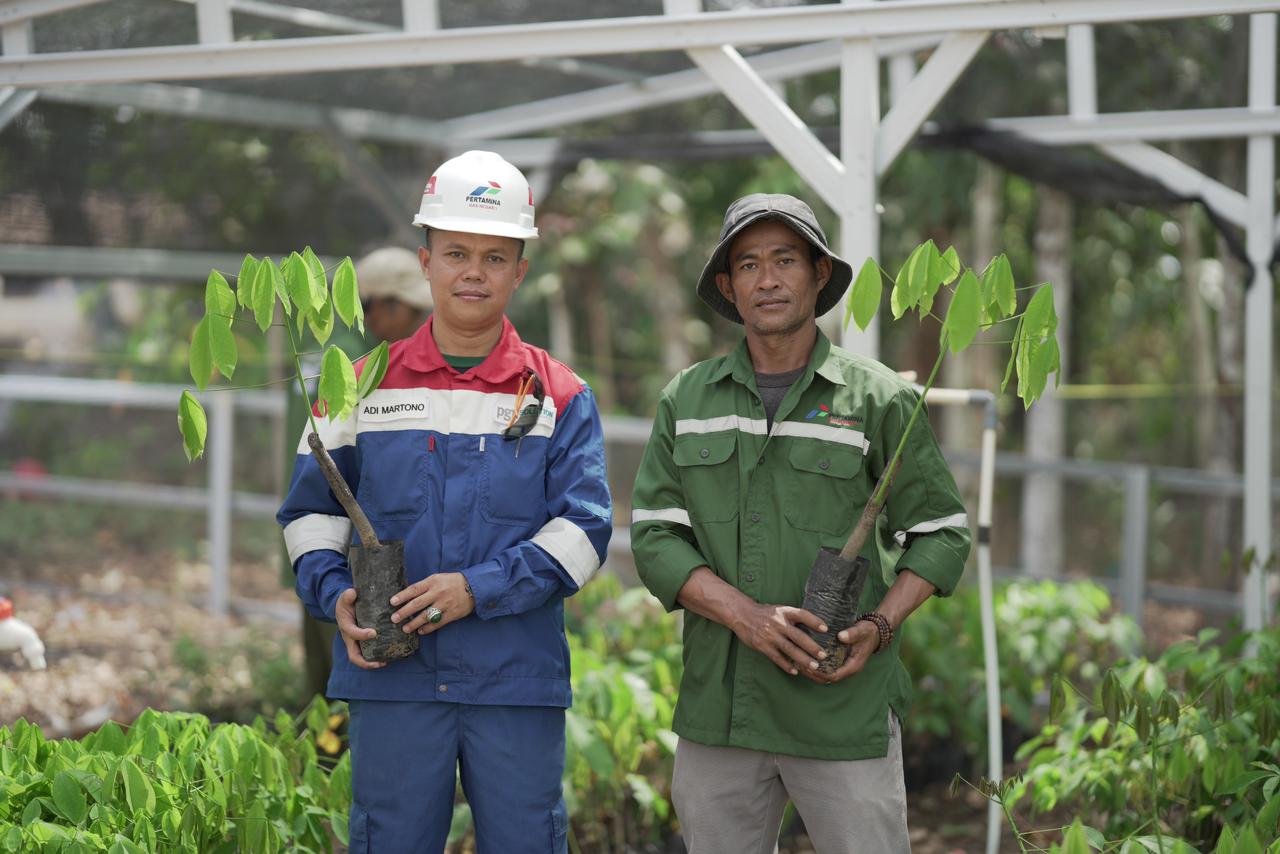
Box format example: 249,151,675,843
631,508,692,528
283,513,353,564
530,517,600,588
893,512,970,546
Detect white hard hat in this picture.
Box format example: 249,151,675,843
413,150,539,240
354,247,432,310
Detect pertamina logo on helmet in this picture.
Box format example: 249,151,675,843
466,181,503,210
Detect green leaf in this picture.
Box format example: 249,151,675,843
283,253,313,314
1101,670,1128,723
1214,825,1237,854
302,247,328,310
918,241,945,317
318,347,358,421
356,341,390,401
235,256,258,310
308,292,335,346
93,721,127,756
1134,696,1152,743
939,246,961,285
847,258,882,332
1256,793,1280,839
981,255,1016,320
188,317,213,390
178,391,207,462
21,798,41,826
943,269,981,353
332,257,359,331
1049,677,1065,723
1060,819,1091,854
204,271,236,324
270,258,291,317
1222,770,1271,795
1001,313,1024,394
1021,336,1059,408
51,772,88,825
251,257,277,333
121,759,155,815
1234,825,1263,854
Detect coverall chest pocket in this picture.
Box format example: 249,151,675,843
674,433,739,523
481,438,548,526
353,433,430,522
784,441,863,535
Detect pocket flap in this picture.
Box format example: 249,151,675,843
788,441,861,479
674,432,737,467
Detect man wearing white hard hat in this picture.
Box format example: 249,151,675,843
279,151,613,852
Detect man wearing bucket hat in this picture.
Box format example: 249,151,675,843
631,194,969,852
355,246,434,344
278,150,612,853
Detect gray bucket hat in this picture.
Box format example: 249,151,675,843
696,193,854,324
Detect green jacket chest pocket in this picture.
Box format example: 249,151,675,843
783,441,864,535
674,433,739,523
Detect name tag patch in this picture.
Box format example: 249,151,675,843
360,389,430,422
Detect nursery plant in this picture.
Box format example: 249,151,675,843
804,242,1060,669
175,250,414,662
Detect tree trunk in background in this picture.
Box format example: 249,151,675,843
647,226,693,379
582,268,617,412
1021,186,1073,578
1176,202,1225,574
547,284,574,365
943,161,1003,460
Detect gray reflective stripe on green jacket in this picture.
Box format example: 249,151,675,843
630,331,971,760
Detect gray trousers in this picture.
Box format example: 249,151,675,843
670,713,910,854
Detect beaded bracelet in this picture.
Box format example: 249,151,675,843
855,611,893,653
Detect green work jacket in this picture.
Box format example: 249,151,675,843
631,331,970,760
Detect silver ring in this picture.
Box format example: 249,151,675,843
426,606,443,624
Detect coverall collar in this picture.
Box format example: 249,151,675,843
705,327,847,388
402,315,528,383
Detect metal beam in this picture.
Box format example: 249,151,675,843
0,85,34,128
0,243,337,279
987,105,1280,144
446,37,941,140
402,0,437,33
876,30,986,175
196,0,233,45
37,81,450,146
0,15,32,130
837,33,879,357
1242,12,1276,632
6,0,1279,87
0,0,109,27
1097,143,1248,228
685,44,844,213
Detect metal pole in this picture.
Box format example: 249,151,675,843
195,0,233,44
976,400,1002,854
838,21,879,358
1243,13,1276,631
1120,466,1150,627
207,392,234,616
402,0,438,33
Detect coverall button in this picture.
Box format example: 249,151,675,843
819,459,830,470
699,448,710,459
745,573,755,582
750,511,761,523
438,684,448,693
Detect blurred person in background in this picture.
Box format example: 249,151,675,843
357,246,433,344
291,245,434,701
278,150,612,853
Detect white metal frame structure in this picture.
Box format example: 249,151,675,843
2,2,1277,848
